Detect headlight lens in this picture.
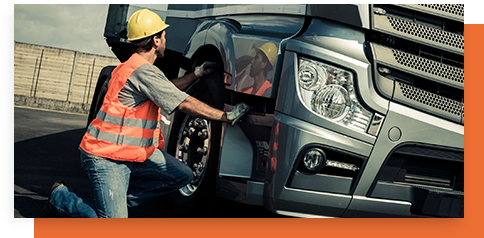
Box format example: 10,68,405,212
298,62,325,91
312,85,350,121
297,57,373,133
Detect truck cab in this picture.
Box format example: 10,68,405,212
93,4,464,217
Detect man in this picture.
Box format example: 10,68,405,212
43,9,249,218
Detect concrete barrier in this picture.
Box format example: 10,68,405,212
15,94,91,114
14,41,120,114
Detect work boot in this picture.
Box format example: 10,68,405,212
42,180,64,218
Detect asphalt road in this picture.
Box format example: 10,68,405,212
14,106,281,218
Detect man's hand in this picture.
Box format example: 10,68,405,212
225,103,251,126
194,62,219,78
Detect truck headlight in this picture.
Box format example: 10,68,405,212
297,57,373,133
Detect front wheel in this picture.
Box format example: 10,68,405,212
176,115,214,197
168,72,224,216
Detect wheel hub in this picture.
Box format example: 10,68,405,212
176,116,211,197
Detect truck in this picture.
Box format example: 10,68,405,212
90,4,464,217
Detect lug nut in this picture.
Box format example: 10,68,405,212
179,144,188,152
187,128,195,137
194,119,207,129
198,131,208,139
197,146,208,155
198,121,207,129
193,162,204,173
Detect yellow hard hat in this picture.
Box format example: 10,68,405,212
127,9,169,41
256,42,277,68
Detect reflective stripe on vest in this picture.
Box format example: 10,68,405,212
86,124,159,147
96,109,158,129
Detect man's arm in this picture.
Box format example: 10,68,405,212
171,62,219,91
171,72,198,91
178,96,251,126
171,62,249,125
177,96,230,122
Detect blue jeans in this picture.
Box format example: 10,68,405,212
48,148,193,218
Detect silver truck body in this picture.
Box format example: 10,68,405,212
99,4,464,217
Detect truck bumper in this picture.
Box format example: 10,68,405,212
265,106,463,217
265,112,373,217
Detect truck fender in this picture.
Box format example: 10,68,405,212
184,19,240,75
203,20,240,76
182,21,213,69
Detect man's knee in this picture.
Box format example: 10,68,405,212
181,166,194,185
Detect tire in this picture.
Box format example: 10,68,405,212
86,79,108,127
86,66,115,128
168,71,225,216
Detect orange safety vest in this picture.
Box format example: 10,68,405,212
243,80,272,96
80,53,164,162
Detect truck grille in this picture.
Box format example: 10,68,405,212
398,83,462,116
369,4,464,124
391,145,463,189
408,4,464,18
369,145,463,196
369,144,464,217
386,15,464,52
392,49,464,85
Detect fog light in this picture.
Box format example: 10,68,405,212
302,148,326,172
325,160,360,171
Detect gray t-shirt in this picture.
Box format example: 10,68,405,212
118,64,189,115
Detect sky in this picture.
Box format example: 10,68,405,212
14,4,116,57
